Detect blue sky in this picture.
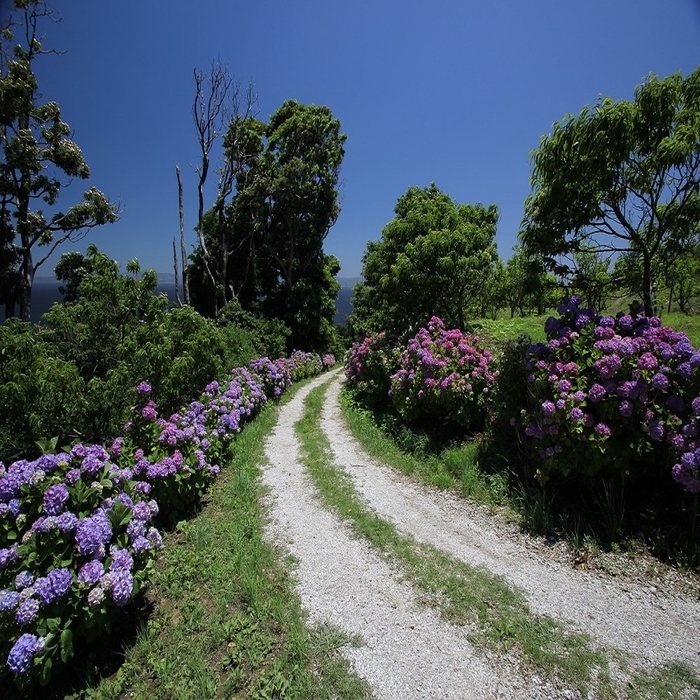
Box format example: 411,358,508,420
16,0,700,279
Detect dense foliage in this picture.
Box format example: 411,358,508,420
0,1,118,322
0,352,335,691
0,248,289,463
520,67,700,316
349,184,499,337
188,100,346,354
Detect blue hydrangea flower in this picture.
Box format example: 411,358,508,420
110,569,133,606
43,483,70,516
7,633,45,675
0,589,20,612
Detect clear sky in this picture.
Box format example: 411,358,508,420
13,0,700,279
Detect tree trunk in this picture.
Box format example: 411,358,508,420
176,165,190,304
173,237,181,306
641,247,655,316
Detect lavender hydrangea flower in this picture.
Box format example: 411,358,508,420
648,420,664,441
15,598,40,626
7,633,45,675
0,589,20,611
110,548,133,572
14,572,34,590
541,401,556,415
75,509,112,557
595,422,611,437
87,585,105,607
651,373,669,391
34,568,72,605
42,483,70,516
589,383,606,402
570,407,584,422
110,569,133,606
78,560,104,586
0,545,19,569
136,381,152,396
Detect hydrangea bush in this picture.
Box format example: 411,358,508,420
388,317,499,430
344,332,399,407
0,447,161,688
518,297,700,491
0,350,332,689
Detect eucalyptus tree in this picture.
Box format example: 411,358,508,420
520,68,700,315
0,0,118,321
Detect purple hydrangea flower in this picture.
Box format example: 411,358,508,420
0,589,20,612
110,548,133,572
651,373,669,391
648,420,664,441
570,407,584,421
136,381,152,396
589,384,606,402
15,598,40,626
110,569,133,606
692,397,700,417
87,586,105,608
14,571,34,590
7,633,45,675
34,568,72,605
637,352,658,371
541,401,556,415
65,468,81,485
0,546,19,569
56,512,78,532
43,483,70,516
78,560,105,586
595,422,611,437
75,510,112,557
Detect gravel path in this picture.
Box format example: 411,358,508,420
261,371,700,699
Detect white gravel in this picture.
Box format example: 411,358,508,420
261,371,700,699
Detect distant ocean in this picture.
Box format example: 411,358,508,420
1,277,357,325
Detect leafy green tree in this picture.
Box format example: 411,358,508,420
351,184,498,336
520,68,700,316
54,249,97,302
664,242,700,313
570,246,612,312
191,100,345,352
0,0,118,321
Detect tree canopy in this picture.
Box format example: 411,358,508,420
189,99,345,352
0,0,118,321
350,184,499,337
519,68,700,315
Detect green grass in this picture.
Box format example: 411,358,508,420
52,381,372,700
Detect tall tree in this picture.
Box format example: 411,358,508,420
191,100,345,352
351,184,498,336
0,0,118,321
520,68,700,315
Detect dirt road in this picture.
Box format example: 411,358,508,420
261,371,700,699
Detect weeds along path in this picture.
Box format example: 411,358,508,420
319,374,700,678
261,372,543,699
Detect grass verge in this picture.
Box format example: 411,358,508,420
298,379,700,699
59,379,372,700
